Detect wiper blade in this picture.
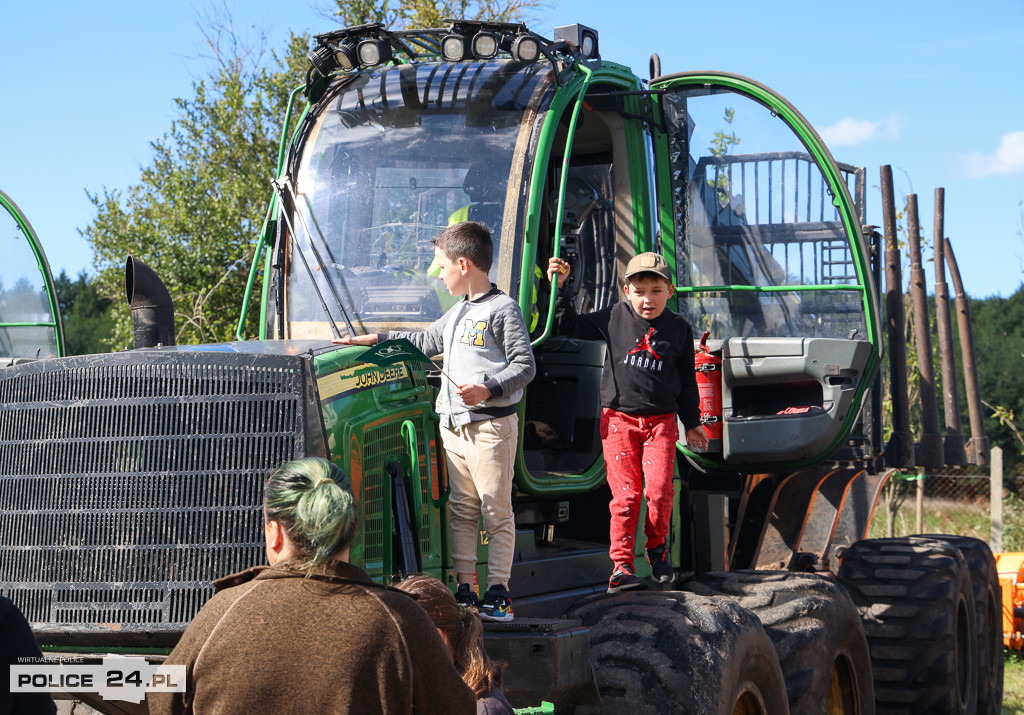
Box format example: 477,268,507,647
272,176,357,338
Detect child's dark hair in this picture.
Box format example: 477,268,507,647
395,574,506,698
431,221,493,273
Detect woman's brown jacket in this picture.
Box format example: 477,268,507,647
147,561,476,714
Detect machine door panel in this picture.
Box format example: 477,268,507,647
649,73,880,468
722,336,873,463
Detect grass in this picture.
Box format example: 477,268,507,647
867,494,1024,551
1005,653,1024,713
867,497,991,541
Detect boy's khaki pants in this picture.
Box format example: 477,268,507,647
441,413,518,591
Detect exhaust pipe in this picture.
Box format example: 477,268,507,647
125,256,176,348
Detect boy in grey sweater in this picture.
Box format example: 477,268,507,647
337,222,535,621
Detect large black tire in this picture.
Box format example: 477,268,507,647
837,536,979,714
682,571,874,715
565,591,789,714
921,534,1005,715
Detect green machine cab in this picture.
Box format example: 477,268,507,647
0,189,64,364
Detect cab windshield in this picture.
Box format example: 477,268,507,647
285,61,549,338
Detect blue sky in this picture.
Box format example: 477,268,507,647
1,0,1022,299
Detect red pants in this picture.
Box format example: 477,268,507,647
600,408,678,571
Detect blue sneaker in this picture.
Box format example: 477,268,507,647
479,585,514,622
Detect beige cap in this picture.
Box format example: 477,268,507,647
624,252,671,282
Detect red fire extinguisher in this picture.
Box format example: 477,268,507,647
694,331,722,447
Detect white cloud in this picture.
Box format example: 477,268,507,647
957,131,1024,178
818,115,901,147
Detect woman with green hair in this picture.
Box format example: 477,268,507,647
148,457,475,715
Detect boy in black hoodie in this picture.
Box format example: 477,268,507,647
547,252,707,592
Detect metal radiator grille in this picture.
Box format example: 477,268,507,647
360,419,433,565
0,350,314,643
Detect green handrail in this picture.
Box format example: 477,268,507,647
531,62,594,347
0,322,60,328
677,284,866,294
235,84,306,341
401,419,424,519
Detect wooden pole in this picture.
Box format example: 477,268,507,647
907,194,943,467
991,446,1003,552
933,188,967,465
944,238,990,464
881,166,915,467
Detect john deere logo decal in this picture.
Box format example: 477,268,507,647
361,338,433,367
374,344,410,360
318,338,435,403
318,364,410,403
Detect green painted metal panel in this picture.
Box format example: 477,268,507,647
312,345,449,582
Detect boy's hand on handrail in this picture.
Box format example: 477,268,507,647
546,257,570,289
332,334,378,346
685,426,709,451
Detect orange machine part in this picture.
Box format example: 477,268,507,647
995,552,1024,650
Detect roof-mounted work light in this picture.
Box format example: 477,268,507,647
310,23,392,74
307,44,337,77
510,34,541,64
441,33,467,61
333,42,359,71
357,38,392,66
553,23,599,60
471,31,499,60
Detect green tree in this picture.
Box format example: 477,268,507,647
83,2,544,347
707,108,740,207
53,270,114,355
84,19,309,348
965,287,1024,467
327,0,542,28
